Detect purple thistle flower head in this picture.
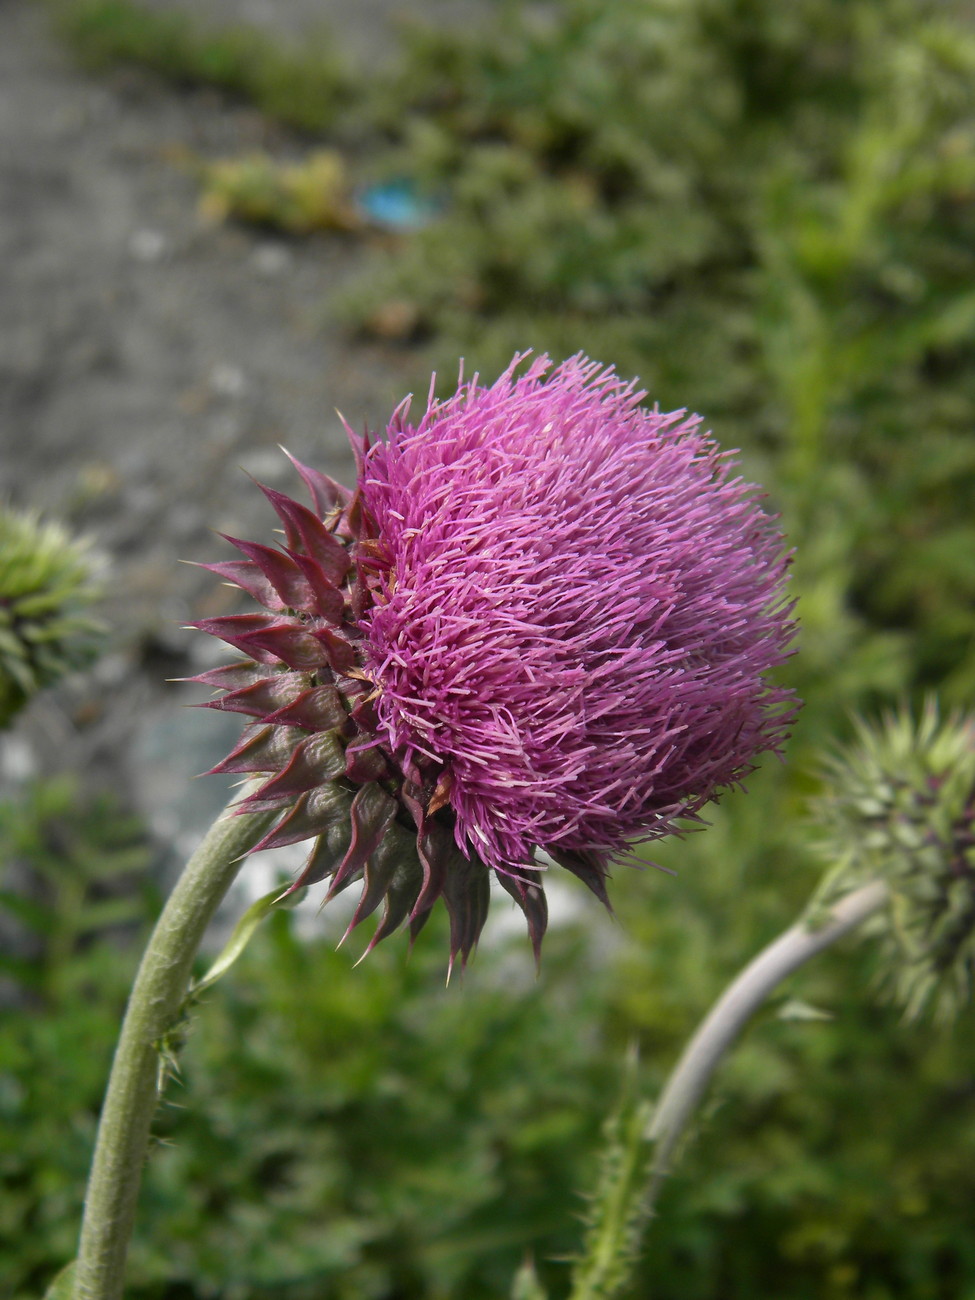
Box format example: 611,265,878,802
193,354,797,968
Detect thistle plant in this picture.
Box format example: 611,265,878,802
191,354,797,966
71,353,798,1300
69,361,975,1300
0,507,101,728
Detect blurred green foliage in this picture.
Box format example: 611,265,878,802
0,780,152,1298
53,0,350,131
0,778,149,997
345,0,975,719
6,792,975,1300
606,784,975,1300
1,801,613,1300
13,0,975,1296
196,149,359,233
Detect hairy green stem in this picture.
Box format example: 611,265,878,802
567,1053,653,1300
567,879,889,1300
72,796,277,1300
645,879,889,1204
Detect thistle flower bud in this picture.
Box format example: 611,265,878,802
193,354,797,967
811,704,975,1019
0,508,102,729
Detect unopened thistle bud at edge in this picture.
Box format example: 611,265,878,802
0,507,102,729
192,354,798,967
811,704,975,1020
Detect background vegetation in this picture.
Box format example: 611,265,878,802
4,0,975,1296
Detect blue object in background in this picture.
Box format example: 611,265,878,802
357,179,440,231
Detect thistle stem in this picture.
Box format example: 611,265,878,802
72,797,277,1300
567,878,889,1300
645,878,889,1203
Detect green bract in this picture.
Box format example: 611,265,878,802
0,508,102,728
811,704,975,1020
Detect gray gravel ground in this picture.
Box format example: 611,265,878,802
0,0,439,837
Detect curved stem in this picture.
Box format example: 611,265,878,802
645,879,889,1204
73,797,277,1300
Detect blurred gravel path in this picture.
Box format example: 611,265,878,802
137,0,482,63
0,0,421,826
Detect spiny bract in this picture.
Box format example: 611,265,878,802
811,703,975,1021
193,354,797,967
0,508,102,728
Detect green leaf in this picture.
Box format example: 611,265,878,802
42,1260,76,1300
191,885,307,996
72,896,149,933
0,888,54,933
777,998,834,1022
0,951,45,989
510,1255,549,1300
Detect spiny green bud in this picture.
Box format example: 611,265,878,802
0,508,102,729
810,703,975,1021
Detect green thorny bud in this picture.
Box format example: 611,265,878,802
0,507,102,729
809,702,975,1020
